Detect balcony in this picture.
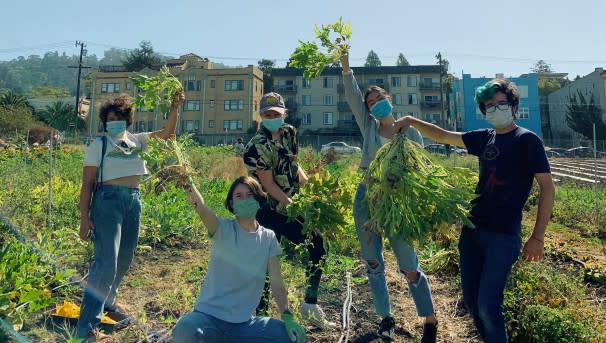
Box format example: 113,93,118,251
337,119,359,131
421,101,442,110
337,101,351,112
419,82,442,91
272,84,297,93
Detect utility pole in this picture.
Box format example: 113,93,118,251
69,41,91,139
435,52,445,128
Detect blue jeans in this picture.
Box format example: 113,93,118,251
172,310,292,343
76,185,141,338
458,228,521,343
353,183,435,318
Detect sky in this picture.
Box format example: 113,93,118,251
1,0,604,80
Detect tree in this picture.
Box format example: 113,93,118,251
123,41,163,72
284,113,301,129
396,53,410,66
364,50,381,67
39,101,80,131
531,60,553,73
0,90,31,108
0,105,34,135
100,48,129,65
566,90,606,140
257,59,275,93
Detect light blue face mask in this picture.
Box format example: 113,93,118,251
106,120,126,137
369,99,393,119
262,117,284,132
233,197,261,218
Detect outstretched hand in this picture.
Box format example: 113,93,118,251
393,115,414,134
170,91,185,109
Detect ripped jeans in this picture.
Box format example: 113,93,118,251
353,183,435,318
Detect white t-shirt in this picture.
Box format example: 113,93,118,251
194,218,282,323
83,132,150,182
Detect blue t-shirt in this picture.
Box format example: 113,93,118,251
462,126,551,235
194,218,282,323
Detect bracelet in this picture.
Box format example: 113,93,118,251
530,236,544,243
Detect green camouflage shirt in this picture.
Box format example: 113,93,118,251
243,124,300,208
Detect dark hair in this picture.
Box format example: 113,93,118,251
237,137,243,143
224,176,267,213
99,93,135,131
363,86,389,111
475,78,520,115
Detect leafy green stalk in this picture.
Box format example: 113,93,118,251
131,65,183,114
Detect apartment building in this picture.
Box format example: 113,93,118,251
271,65,443,135
547,67,606,141
451,73,542,136
85,54,264,137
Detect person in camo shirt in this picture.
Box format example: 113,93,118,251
394,77,555,343
242,92,333,329
340,53,438,342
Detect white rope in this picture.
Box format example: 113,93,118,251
337,272,353,343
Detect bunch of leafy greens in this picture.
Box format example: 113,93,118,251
140,135,196,194
364,134,476,246
288,17,352,79
131,65,183,114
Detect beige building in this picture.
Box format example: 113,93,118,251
271,65,443,134
86,53,264,138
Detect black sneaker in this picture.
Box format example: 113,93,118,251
378,316,395,340
421,322,437,343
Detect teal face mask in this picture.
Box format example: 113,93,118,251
233,197,260,218
262,117,284,132
106,120,126,137
370,99,393,119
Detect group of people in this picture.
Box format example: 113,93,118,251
76,52,555,343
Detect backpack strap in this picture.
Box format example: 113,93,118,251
95,136,107,191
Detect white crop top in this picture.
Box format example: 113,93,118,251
83,132,151,182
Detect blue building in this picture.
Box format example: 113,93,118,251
451,73,542,137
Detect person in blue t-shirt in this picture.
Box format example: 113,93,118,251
393,77,555,343
172,176,306,343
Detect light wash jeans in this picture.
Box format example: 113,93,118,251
353,183,435,318
459,227,521,343
76,185,141,338
172,310,293,343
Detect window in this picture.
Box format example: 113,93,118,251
224,99,244,111
303,79,311,88
184,100,200,111
302,95,311,106
393,94,402,105
209,100,215,108
425,95,439,102
125,82,131,90
209,120,215,128
518,107,529,119
323,112,333,125
407,75,417,87
101,83,120,93
184,120,199,132
210,80,216,88
188,71,196,81
186,80,201,91
225,80,244,91
223,120,243,131
408,93,418,105
323,77,334,88
391,76,401,87
323,95,333,105
147,121,153,131
432,114,441,123
136,121,145,132
393,112,403,119
302,113,312,125
368,78,384,87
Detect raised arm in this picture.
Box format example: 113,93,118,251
150,91,185,140
340,54,368,132
394,115,465,148
186,183,219,236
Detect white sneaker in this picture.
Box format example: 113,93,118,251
299,302,336,330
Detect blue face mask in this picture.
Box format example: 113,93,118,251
369,99,393,119
233,197,260,218
106,120,126,137
262,117,284,132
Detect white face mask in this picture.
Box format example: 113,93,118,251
485,106,514,129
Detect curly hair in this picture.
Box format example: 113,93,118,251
475,78,520,115
224,176,267,214
99,93,135,131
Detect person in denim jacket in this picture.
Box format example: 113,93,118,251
77,92,184,341
340,53,438,342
